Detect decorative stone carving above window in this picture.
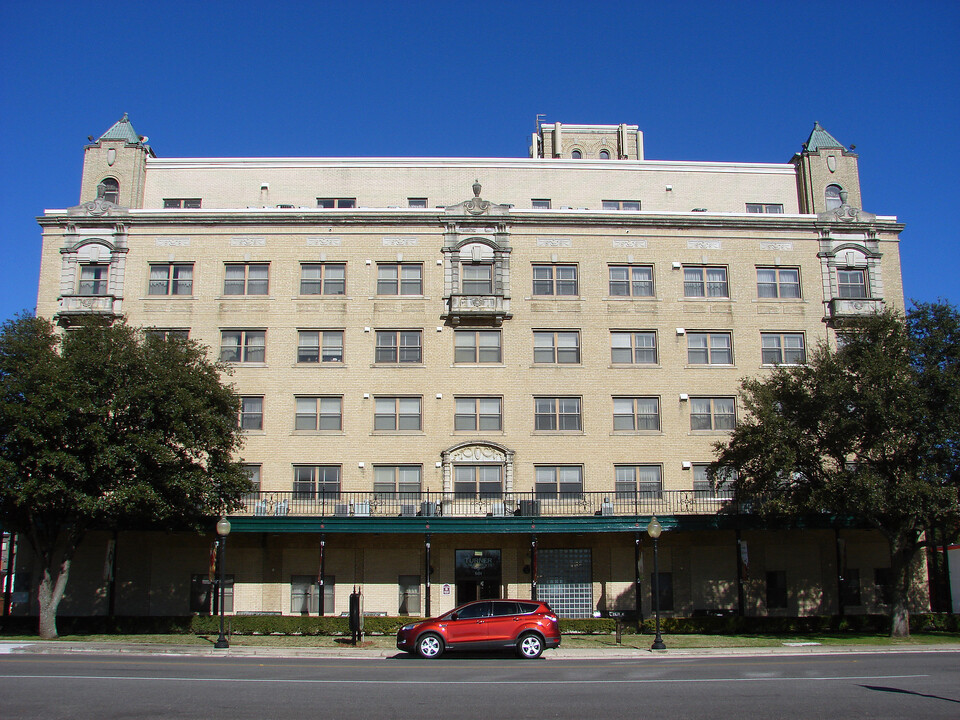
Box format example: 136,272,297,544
56,232,129,323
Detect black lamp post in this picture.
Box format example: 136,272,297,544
214,517,231,649
647,516,666,650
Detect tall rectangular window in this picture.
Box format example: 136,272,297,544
761,333,806,365
687,332,733,365
613,397,660,431
608,265,654,297
243,464,261,492
300,263,345,295
398,575,421,615
293,465,340,497
533,331,580,364
610,331,657,364
297,330,343,363
377,263,422,295
534,397,581,431
535,466,583,498
766,570,788,609
683,266,728,298
690,397,736,430
693,464,735,499
295,396,342,431
532,264,578,296
454,397,502,431
373,465,422,497
454,330,501,363
239,397,263,430
224,263,269,295
461,264,493,294
756,267,800,298
454,465,502,498
838,269,868,298
615,465,662,498
78,264,108,295
220,330,265,363
376,330,422,363
374,397,421,431
148,263,193,296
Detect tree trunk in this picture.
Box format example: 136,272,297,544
889,533,918,638
26,524,82,640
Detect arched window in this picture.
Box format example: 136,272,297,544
599,149,610,160
825,184,842,211
100,178,120,204
571,149,582,159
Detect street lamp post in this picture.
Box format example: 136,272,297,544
214,517,231,649
647,516,666,650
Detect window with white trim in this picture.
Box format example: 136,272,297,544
454,330,502,363
609,265,654,297
756,267,800,299
535,465,583,498
615,465,662,498
533,330,580,364
293,465,341,497
534,397,581,431
376,330,422,364
239,396,263,430
610,331,657,364
455,397,502,431
838,269,868,298
532,264,578,296
373,465,422,497
454,465,502,498
78,264,108,295
377,263,422,295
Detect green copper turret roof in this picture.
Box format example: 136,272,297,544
98,113,141,144
803,121,845,151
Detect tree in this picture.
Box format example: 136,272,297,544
711,303,960,636
0,315,250,638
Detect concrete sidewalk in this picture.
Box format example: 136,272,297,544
3,640,959,660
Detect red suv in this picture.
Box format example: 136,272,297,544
396,599,561,659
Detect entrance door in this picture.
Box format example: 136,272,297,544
455,549,502,605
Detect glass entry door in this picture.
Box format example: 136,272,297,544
455,549,501,605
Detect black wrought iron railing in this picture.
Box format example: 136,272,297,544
233,491,747,519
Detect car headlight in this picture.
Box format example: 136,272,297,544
400,623,417,632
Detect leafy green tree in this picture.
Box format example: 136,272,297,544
0,315,249,638
712,303,960,636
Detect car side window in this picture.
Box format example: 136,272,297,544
492,601,520,616
517,602,540,614
457,602,492,619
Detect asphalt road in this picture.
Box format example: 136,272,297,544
0,650,958,719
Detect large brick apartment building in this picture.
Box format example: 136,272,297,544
13,115,917,620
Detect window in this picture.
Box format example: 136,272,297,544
374,397,421,431
145,329,189,341
100,178,120,204
293,465,340,497
317,197,356,208
297,330,343,363
571,149,582,159
461,264,493,294
532,264,578,296
840,568,861,606
224,263,268,295
687,332,733,365
533,330,580,364
599,149,611,160
399,575,421,615
407,198,427,208
532,199,551,209
766,570,788,609
535,465,583,498
651,572,674,611
825,184,843,211
148,263,193,296
534,397,581,431
190,574,233,614
220,330,265,363
756,267,800,298
243,464,261,492
78,264,108,295
291,575,334,615
761,333,806,365
610,331,657,364
295,396,342,431
377,263,422,295
693,464,735,499
615,465,662,498
163,198,202,209
613,397,660,431
683,266,728,298
300,263,345,295
454,465,502,498
239,396,263,430
838,269,867,298
455,397,502,431
609,265,654,297
602,200,640,211
690,397,736,430
746,203,784,213
375,330,422,364
454,330,501,363
373,465,422,496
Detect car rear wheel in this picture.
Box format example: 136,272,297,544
516,632,544,659
417,633,444,659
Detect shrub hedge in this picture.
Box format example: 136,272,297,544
1,613,957,637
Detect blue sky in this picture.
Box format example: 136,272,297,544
1,1,957,322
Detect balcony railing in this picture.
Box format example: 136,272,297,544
58,294,120,317
827,297,884,319
232,491,746,519
444,294,510,325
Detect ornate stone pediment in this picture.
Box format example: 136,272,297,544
448,444,506,463
817,190,875,223
68,182,127,217
445,180,511,217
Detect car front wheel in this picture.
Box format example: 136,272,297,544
516,632,544,659
417,633,444,659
